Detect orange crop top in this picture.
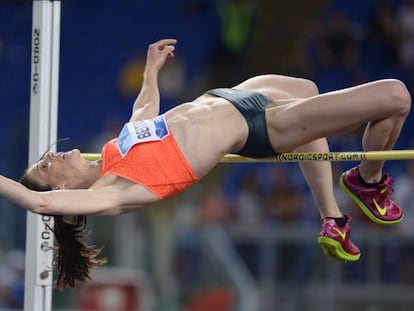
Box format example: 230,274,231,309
101,130,199,199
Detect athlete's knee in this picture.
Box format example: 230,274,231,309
299,78,319,97
386,79,411,117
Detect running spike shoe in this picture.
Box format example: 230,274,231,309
339,166,403,224
318,214,361,261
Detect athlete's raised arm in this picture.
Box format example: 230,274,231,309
130,38,177,122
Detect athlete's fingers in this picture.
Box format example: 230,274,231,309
162,45,175,54
154,39,177,50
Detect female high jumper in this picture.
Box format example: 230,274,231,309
0,39,410,288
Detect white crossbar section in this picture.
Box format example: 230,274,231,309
25,1,61,310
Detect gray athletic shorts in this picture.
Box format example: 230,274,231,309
206,88,277,158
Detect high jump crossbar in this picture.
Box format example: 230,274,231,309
81,150,414,162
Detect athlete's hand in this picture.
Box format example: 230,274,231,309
145,39,177,74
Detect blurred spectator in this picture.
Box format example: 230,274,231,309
171,187,204,304
232,170,264,228
210,0,257,85
363,0,398,69
266,175,319,283
393,162,414,283
394,162,414,239
117,55,146,99
311,12,365,92
216,0,254,54
226,168,266,278
0,249,25,309
323,12,360,69
172,184,232,306
222,163,319,283
396,0,414,69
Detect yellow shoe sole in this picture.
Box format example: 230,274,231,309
318,236,361,262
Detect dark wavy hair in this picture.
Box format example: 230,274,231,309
19,170,107,289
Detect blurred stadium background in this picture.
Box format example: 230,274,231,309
1,0,414,310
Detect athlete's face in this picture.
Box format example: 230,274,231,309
26,149,90,190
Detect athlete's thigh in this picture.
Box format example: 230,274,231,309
234,74,318,100
266,79,404,152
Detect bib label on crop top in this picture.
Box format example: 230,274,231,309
117,115,170,157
